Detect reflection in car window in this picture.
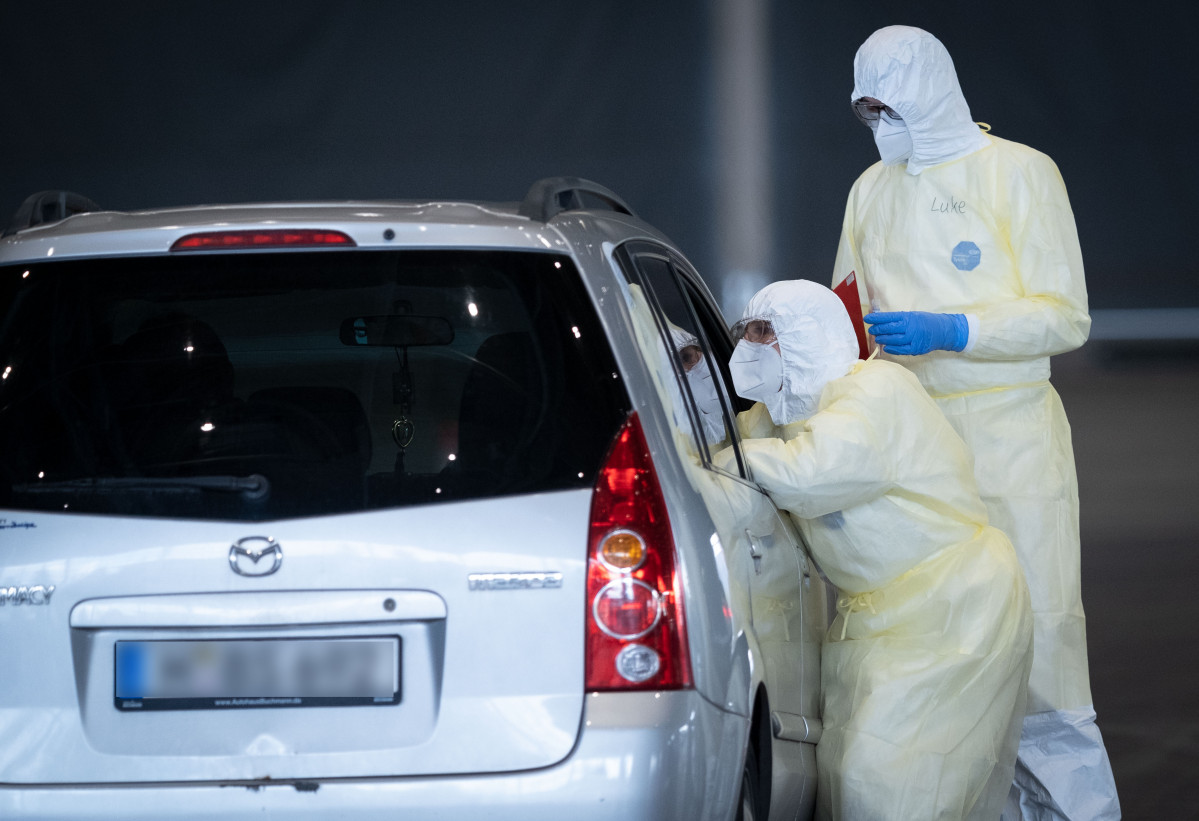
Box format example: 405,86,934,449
613,243,745,478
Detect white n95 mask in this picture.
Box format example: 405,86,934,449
730,340,783,405
873,110,913,166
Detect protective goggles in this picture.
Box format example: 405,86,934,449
730,318,777,345
852,97,902,126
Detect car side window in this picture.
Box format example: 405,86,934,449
613,241,747,479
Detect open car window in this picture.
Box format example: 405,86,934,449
613,241,746,479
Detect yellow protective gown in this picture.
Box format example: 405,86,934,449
731,279,1032,820
738,359,1031,821
834,129,1092,714
837,25,1120,819
839,23,1090,718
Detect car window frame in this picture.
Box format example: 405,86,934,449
612,240,748,480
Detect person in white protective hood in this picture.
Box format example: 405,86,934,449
834,25,1121,819
727,278,1033,820
670,326,728,447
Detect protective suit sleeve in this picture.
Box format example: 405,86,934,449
739,400,892,519
967,153,1090,360
734,401,778,440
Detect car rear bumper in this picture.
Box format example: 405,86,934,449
0,690,746,821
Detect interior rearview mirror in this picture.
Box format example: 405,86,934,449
339,315,454,347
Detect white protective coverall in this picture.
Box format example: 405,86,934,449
834,26,1120,819
731,279,1032,820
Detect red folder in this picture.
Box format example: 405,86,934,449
832,271,870,360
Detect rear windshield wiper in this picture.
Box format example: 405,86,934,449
13,474,270,500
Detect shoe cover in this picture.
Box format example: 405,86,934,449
1000,707,1122,820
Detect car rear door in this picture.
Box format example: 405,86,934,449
610,242,824,725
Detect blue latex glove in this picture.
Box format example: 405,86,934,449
864,311,969,355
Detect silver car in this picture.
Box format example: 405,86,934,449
0,179,828,820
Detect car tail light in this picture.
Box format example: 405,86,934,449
586,413,691,690
169,229,356,251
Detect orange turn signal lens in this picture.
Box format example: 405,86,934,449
599,530,645,571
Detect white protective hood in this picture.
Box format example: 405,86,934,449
737,279,859,425
852,25,989,175
669,325,727,446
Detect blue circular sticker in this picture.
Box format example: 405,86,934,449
951,241,981,271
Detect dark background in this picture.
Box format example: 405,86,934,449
3,2,1197,313
3,2,1197,816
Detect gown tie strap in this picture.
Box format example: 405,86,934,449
836,591,877,640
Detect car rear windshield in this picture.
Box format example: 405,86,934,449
0,249,629,520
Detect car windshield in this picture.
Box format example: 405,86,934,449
0,249,628,520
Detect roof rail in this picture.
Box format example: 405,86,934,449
518,177,636,222
3,190,102,237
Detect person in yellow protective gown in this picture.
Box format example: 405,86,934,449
726,278,1032,820
834,25,1121,820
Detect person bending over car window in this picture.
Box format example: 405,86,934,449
724,278,1032,820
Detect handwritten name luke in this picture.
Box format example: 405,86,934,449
931,196,966,215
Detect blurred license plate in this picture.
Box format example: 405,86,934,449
115,637,401,711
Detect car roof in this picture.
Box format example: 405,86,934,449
0,178,656,264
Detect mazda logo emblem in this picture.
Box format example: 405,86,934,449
229,536,283,577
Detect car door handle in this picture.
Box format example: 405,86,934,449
772,711,823,744
745,530,766,574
